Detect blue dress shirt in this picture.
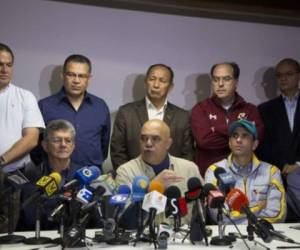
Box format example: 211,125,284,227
38,88,111,168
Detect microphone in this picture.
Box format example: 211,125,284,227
142,180,166,224
131,176,150,202
89,173,117,196
104,185,131,242
22,172,62,208
164,186,183,232
142,180,167,247
226,188,272,243
63,166,101,190
214,167,236,195
142,180,167,217
207,188,225,209
0,170,30,197
184,177,207,244
204,183,234,246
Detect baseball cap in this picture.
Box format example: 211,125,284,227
228,119,258,139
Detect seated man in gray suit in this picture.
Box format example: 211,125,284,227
110,64,194,170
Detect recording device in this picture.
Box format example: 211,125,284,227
62,213,90,248
63,166,101,190
214,167,236,195
226,188,273,243
22,172,62,208
157,223,172,249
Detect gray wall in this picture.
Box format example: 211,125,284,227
2,0,300,169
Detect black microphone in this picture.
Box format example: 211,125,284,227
184,177,207,245
164,186,182,232
0,170,30,197
214,167,236,195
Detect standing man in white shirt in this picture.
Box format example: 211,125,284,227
0,43,45,233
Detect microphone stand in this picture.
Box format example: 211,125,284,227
0,189,25,244
24,197,53,244
133,201,146,246
51,203,66,245
210,207,232,246
247,221,270,250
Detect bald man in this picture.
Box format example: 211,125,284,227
116,119,202,187
115,119,203,226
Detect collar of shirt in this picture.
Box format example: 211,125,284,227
0,83,11,94
57,87,92,105
231,160,253,176
281,90,299,102
145,96,168,120
145,155,170,176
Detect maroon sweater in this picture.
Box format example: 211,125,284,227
191,93,264,176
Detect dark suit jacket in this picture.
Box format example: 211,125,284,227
257,95,300,170
110,99,194,170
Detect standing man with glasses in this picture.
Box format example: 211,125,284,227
0,43,45,232
38,55,110,170
191,62,264,176
257,58,300,221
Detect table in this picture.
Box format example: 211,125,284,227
1,223,300,250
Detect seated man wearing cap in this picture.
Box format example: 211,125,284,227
205,119,286,224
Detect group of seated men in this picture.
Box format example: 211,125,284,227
0,42,299,233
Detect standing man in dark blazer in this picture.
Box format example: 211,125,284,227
110,64,194,170
258,58,300,220
258,58,300,171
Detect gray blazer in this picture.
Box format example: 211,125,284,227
110,99,194,170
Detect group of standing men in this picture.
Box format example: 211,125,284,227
0,42,299,232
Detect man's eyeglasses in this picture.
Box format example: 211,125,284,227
48,137,74,145
65,72,89,81
275,72,299,79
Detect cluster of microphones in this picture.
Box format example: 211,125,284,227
1,166,299,249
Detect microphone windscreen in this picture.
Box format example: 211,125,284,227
117,184,131,195
187,177,202,191
214,167,226,179
202,183,216,197
178,197,188,216
226,188,249,211
50,172,62,185
164,186,181,199
148,180,164,194
132,176,149,201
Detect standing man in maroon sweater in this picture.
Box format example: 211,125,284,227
191,62,264,176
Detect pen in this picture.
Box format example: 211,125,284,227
277,247,300,249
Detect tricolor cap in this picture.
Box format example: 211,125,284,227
228,119,257,139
